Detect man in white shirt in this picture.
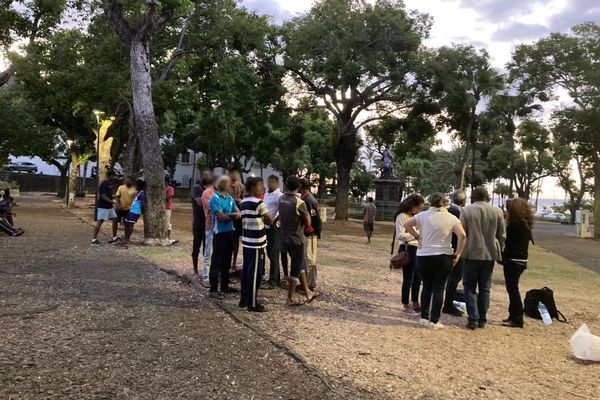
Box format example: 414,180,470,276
263,175,283,288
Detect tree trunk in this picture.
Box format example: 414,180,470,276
66,152,81,207
123,117,141,178
593,155,600,239
334,123,357,220
96,118,115,182
130,38,168,244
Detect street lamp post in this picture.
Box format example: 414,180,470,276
65,139,74,207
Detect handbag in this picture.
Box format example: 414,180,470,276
389,229,411,269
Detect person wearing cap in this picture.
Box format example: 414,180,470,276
91,170,119,246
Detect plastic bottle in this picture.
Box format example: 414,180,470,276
538,302,552,325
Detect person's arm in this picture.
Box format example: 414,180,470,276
229,205,241,220
259,203,273,226
452,221,467,265
114,187,123,209
403,216,420,246
496,209,507,250
210,195,231,222
396,213,417,243
192,186,203,207
299,202,311,227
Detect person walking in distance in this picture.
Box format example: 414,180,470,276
91,170,118,246
239,177,273,312
394,194,425,315
502,198,534,328
208,176,241,299
263,175,283,288
229,167,244,271
363,197,376,244
300,179,321,291
110,177,137,244
404,193,466,329
443,189,467,317
191,169,213,276
200,176,217,287
165,177,177,244
460,186,506,330
279,176,317,306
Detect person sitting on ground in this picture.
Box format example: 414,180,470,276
120,179,146,247
502,197,534,328
443,189,467,317
239,177,273,312
394,193,425,315
2,188,15,225
404,193,466,330
279,176,317,306
92,170,118,246
460,186,506,330
209,175,241,299
0,198,23,236
110,177,137,244
363,197,376,244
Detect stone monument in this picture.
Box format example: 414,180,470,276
375,146,402,219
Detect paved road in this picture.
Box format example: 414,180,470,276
0,197,339,399
533,221,600,275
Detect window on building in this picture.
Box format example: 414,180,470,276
180,152,191,165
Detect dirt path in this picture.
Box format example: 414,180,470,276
0,197,346,399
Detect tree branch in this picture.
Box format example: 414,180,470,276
102,0,133,43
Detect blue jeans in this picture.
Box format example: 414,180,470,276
463,260,495,324
202,229,214,280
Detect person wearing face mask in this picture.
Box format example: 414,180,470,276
110,177,137,244
191,168,213,276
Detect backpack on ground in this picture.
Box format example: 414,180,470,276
524,287,567,322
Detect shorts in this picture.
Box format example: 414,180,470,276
282,242,305,282
165,209,172,230
125,212,141,224
363,222,374,233
233,218,243,238
116,209,129,220
97,208,117,221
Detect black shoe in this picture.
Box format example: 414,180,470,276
502,317,512,323
502,320,524,328
478,322,486,329
239,299,248,308
209,291,224,300
223,287,239,294
466,321,478,330
248,304,267,313
442,306,464,317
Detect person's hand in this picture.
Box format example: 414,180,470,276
230,211,241,220
452,253,461,266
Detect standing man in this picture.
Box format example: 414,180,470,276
363,197,376,244
209,176,241,299
91,170,118,246
239,177,273,312
191,169,213,276
461,186,506,330
165,177,177,244
200,176,217,286
110,177,137,244
279,176,317,306
229,167,244,271
300,178,321,290
443,189,467,316
264,175,283,288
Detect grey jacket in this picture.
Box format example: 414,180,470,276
460,201,506,261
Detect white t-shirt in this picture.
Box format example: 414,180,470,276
413,207,460,256
263,188,282,228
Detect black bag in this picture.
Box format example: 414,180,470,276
524,287,567,322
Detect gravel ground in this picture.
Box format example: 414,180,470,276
0,196,346,399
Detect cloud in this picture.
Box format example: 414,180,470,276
491,22,550,42
546,0,600,32
241,0,293,24
457,0,552,22
450,36,489,50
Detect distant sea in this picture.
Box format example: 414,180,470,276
492,197,568,211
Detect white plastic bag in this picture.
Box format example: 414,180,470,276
570,324,600,362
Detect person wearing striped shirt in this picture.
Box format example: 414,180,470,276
239,177,273,312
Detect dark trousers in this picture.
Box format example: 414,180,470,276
444,258,464,308
503,261,527,324
0,217,17,235
463,260,494,324
281,251,289,278
241,247,265,308
266,227,281,284
191,219,205,259
418,255,453,323
210,231,234,292
400,244,420,305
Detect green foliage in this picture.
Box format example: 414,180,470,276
350,162,374,199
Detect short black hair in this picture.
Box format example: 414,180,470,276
285,176,301,192
200,167,213,174
245,176,260,193
267,175,279,182
300,178,312,190
367,197,374,202
229,166,241,174
136,179,146,191
107,170,116,177
471,186,490,202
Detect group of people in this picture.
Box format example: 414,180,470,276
0,188,23,236
91,171,175,247
191,169,321,312
366,187,532,330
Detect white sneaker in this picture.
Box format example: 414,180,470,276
430,322,445,330
419,318,428,326
91,239,101,246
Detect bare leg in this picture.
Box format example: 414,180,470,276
287,278,303,305
299,271,316,301
93,220,103,239
112,218,119,238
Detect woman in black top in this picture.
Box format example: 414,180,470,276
502,198,533,328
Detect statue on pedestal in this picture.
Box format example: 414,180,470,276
380,146,395,179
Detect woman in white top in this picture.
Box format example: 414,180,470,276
404,193,466,329
394,194,425,314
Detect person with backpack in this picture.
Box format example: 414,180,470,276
393,194,425,315
502,197,534,328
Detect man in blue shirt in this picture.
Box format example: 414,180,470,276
209,175,241,298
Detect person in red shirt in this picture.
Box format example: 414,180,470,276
165,177,177,244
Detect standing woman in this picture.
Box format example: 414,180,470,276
404,193,466,329
394,194,425,314
502,198,533,328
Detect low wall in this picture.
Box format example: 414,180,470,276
0,171,97,193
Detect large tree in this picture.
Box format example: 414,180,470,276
281,0,431,219
510,23,600,237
